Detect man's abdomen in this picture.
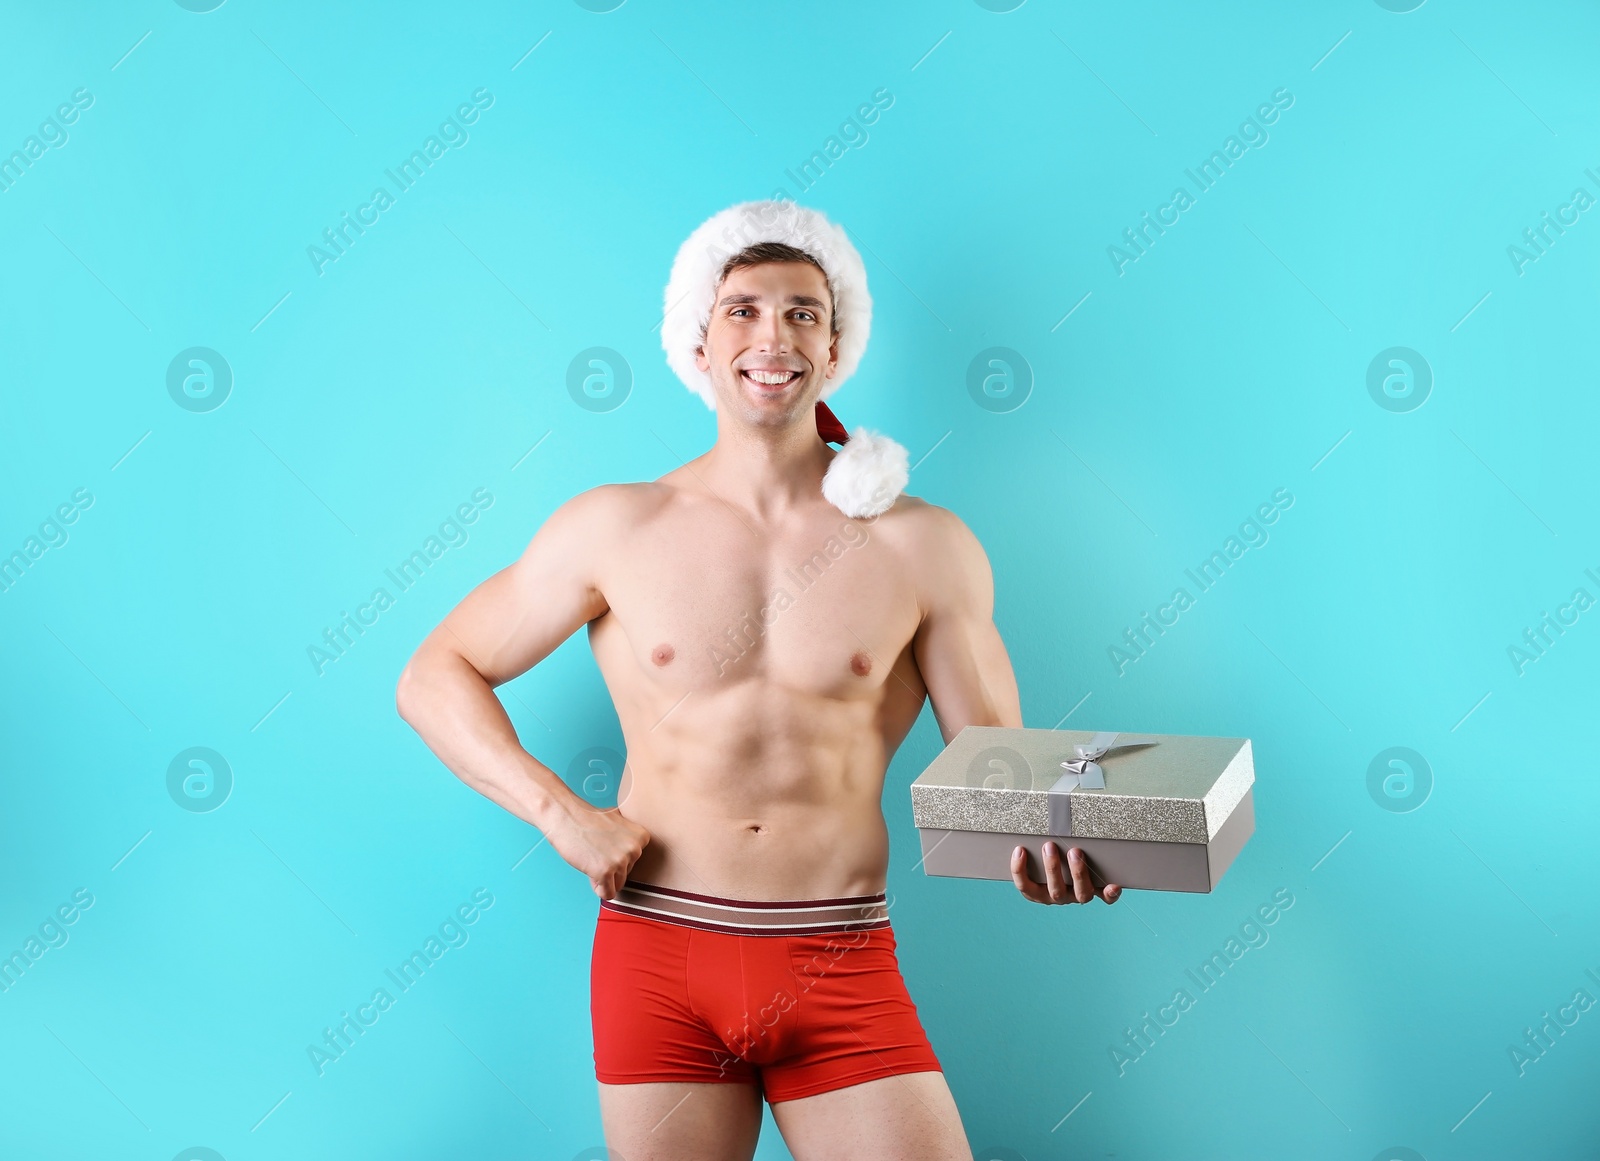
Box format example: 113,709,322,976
595,634,922,901
623,789,893,901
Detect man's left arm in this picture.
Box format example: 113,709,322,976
909,505,1120,907
908,505,1021,742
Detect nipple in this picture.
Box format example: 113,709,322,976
652,643,676,667
850,650,873,676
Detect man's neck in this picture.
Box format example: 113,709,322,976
696,411,833,521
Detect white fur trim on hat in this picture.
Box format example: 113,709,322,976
662,199,908,519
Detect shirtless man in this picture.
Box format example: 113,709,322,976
396,201,1120,1160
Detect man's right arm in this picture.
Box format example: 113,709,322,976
395,484,648,899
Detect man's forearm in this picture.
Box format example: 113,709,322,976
396,644,585,834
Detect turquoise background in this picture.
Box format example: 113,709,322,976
2,0,1597,1158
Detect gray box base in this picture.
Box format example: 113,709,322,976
916,787,1255,893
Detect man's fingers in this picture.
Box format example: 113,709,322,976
1010,846,1051,904
1067,847,1095,903
1078,856,1121,905
1012,844,1123,906
1042,842,1070,903
1013,844,1077,905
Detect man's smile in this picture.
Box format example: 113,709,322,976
739,367,803,391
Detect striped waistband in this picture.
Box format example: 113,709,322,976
601,880,891,937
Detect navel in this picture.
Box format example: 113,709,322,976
652,643,676,667
850,650,873,676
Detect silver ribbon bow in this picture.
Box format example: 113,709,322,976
1056,731,1122,790
1047,732,1155,834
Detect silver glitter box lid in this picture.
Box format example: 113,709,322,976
910,726,1254,844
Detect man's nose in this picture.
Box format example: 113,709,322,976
756,310,790,351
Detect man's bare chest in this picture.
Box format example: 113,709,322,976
595,510,921,694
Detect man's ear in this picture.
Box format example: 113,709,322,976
693,340,709,373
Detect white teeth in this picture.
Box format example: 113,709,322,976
744,370,797,385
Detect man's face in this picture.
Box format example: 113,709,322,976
695,261,839,430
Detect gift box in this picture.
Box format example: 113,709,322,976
909,728,1255,893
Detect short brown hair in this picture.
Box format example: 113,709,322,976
699,242,837,348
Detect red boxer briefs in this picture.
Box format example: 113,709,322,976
590,880,943,1103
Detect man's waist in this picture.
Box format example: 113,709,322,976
600,879,891,937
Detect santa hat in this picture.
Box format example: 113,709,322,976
661,199,909,519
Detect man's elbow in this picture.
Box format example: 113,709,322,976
396,641,487,724
395,654,428,726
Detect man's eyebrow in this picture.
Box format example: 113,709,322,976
717,293,829,310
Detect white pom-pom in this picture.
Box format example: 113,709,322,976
821,427,909,518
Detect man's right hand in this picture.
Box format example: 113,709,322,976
1011,841,1122,906
546,803,652,900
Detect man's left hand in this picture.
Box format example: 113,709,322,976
1011,841,1122,905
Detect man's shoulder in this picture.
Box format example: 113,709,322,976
874,495,994,608
549,480,676,527
874,493,983,555
525,482,679,559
